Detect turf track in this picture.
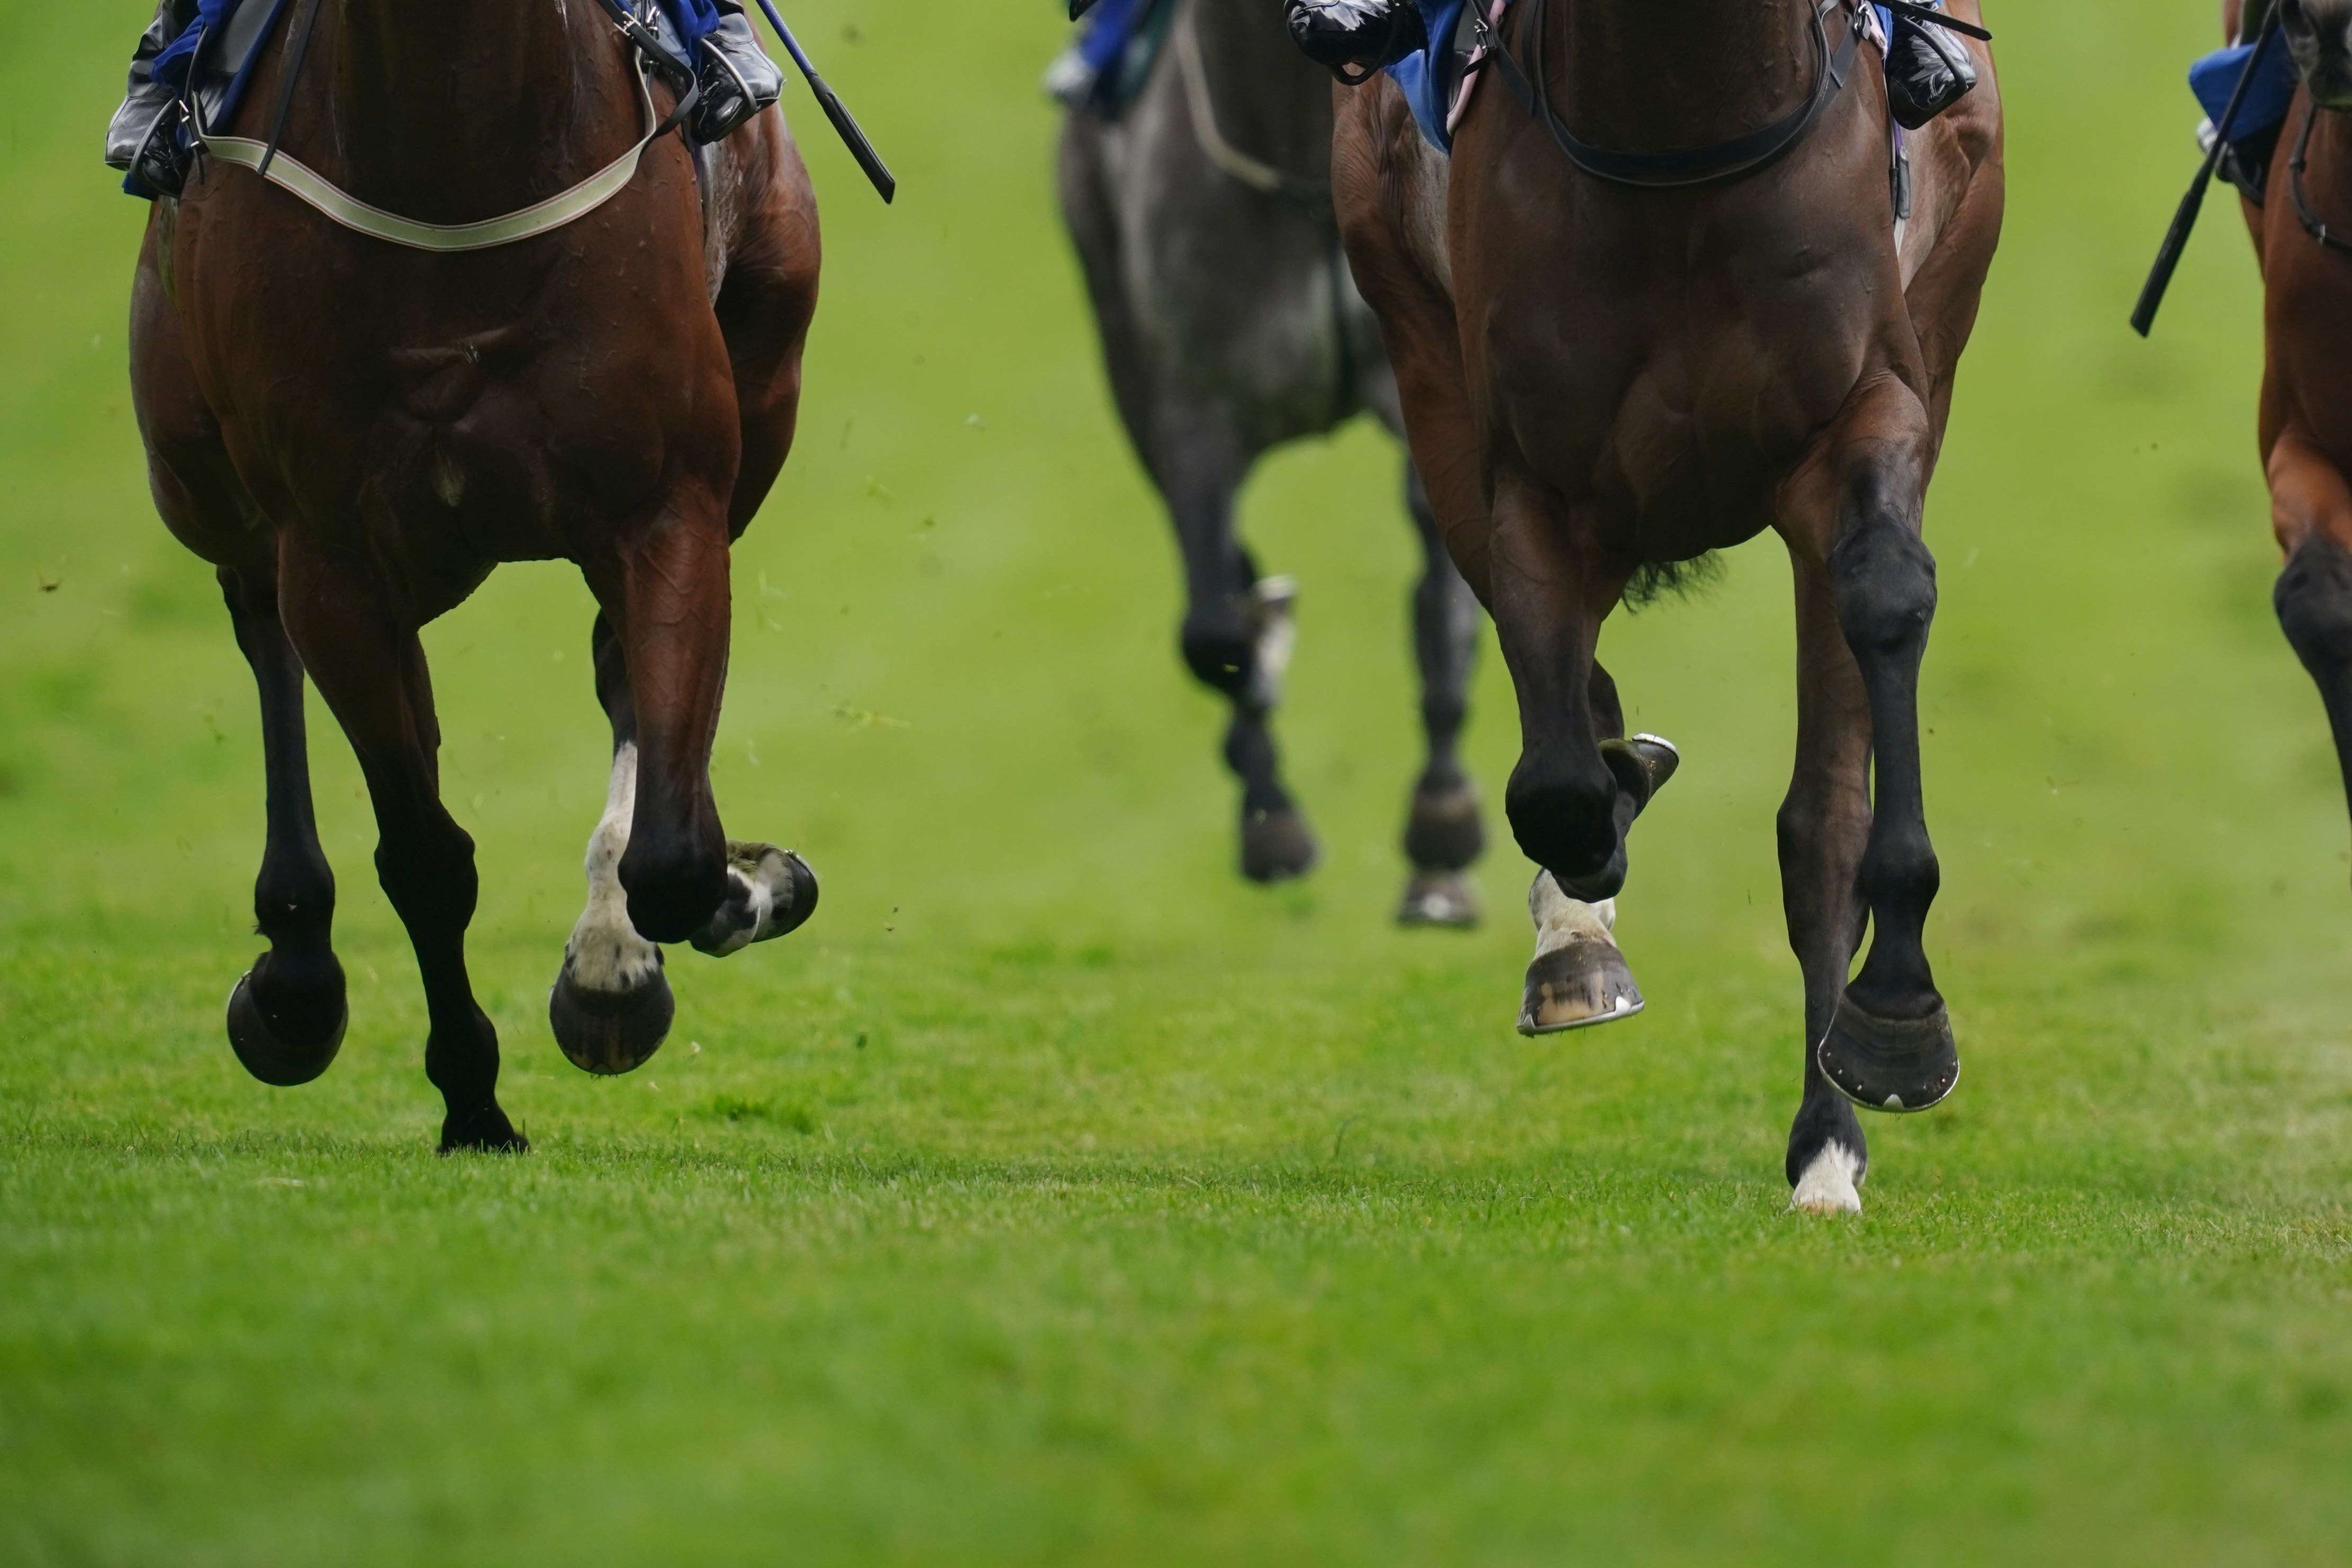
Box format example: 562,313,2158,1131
3,3,2349,1563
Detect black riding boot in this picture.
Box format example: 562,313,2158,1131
1282,0,1428,80
104,0,201,198
690,1,785,145
1883,9,1978,130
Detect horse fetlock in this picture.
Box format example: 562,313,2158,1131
1180,615,1256,699
1859,829,1941,913
1404,766,1484,871
619,835,731,946
1505,762,1623,895
1828,524,1938,655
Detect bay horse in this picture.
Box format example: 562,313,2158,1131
1060,0,1491,922
130,2,822,1149
1332,0,2004,1209
2228,0,2352,858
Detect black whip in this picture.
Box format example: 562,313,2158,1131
2131,12,2282,337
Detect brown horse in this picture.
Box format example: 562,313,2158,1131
1333,0,2003,1210
2229,0,2352,856
130,3,822,1149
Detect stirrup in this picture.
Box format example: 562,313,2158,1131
1884,11,1978,130
689,7,784,144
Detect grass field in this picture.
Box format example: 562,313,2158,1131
5,3,2351,1563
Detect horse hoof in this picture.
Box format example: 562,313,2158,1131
1816,994,1959,1113
1599,732,1681,812
1396,868,1479,928
1240,805,1318,883
440,1105,530,1155
1789,1140,1866,1214
1404,781,1485,871
549,962,674,1076
226,969,346,1087
691,844,820,957
1516,940,1643,1035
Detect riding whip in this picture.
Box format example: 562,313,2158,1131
2131,11,2282,337
748,0,897,203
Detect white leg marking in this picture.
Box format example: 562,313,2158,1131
563,742,663,995
1790,1143,1865,1215
1528,869,1618,959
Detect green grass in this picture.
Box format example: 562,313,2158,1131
4,2,2351,1563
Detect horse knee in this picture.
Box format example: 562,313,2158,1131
2276,536,2352,685
1828,519,1937,659
1506,749,1621,891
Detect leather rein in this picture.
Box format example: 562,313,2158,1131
1479,0,1865,189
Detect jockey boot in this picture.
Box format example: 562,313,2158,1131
1883,9,1978,130
1283,0,1428,81
690,1,785,144
104,0,201,198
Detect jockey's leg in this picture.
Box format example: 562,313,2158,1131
690,1,784,145
104,0,201,197
1885,5,1982,130
1283,0,1428,79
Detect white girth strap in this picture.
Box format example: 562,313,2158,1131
194,60,662,253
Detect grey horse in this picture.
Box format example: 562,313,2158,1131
1057,0,1487,922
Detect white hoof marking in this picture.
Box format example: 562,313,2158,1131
1527,870,1617,960
562,742,663,996
1790,1143,1865,1214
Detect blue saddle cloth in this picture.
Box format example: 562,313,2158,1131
2190,38,2300,152
1385,0,1468,152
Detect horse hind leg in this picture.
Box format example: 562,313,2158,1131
276,536,522,1152
219,564,348,1086
1397,460,1485,928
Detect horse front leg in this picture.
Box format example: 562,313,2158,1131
1785,377,1957,1118
219,563,348,1086
1778,550,1876,1212
2267,431,2352,872
1397,459,1486,927
277,536,522,1153
1156,403,1315,883
1489,473,1677,1032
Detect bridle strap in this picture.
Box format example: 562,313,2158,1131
2290,101,2352,255
1482,0,1863,189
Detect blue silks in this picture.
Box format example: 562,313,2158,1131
1077,0,1153,76
1385,0,1466,152
2191,38,2299,149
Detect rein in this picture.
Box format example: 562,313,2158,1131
1480,0,1863,189
2290,102,2352,255
1173,4,1329,206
